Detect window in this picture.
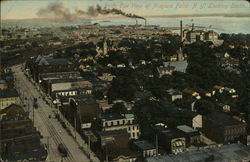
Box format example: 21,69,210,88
105,122,108,127
111,121,113,126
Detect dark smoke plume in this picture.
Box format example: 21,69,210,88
37,2,145,20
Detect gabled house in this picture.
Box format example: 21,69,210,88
216,103,231,112
182,88,201,100
0,89,21,110
166,89,183,102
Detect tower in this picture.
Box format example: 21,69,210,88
103,37,108,55
180,20,183,42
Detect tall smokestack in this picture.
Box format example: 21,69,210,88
145,19,147,26
192,23,194,31
180,20,183,42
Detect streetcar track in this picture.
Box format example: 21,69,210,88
14,65,76,162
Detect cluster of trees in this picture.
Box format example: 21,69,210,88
219,33,250,47
133,99,195,140
107,75,140,102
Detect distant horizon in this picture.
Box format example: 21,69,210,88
2,14,250,21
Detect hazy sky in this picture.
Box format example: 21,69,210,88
1,0,250,20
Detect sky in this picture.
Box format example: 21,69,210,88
1,0,250,20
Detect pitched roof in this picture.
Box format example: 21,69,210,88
134,140,155,150
205,113,246,127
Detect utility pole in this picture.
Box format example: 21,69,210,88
105,146,108,162
88,134,90,158
155,134,158,156
74,116,77,139
47,136,50,161
33,102,35,123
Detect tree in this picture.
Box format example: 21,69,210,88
108,103,128,114
194,99,215,115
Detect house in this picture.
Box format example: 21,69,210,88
163,60,188,73
166,89,183,102
213,85,224,94
96,113,140,139
117,64,126,68
134,91,153,101
157,66,175,77
182,88,201,100
192,115,202,129
158,129,186,154
97,99,113,112
133,140,157,158
98,73,115,82
194,88,212,97
0,104,47,161
202,113,247,143
213,85,238,98
176,125,200,147
216,103,231,112
224,87,236,94
0,89,21,110
0,80,7,90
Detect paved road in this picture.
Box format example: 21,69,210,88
12,64,91,162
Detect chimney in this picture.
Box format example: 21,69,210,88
192,23,194,31
180,20,183,42
145,19,147,26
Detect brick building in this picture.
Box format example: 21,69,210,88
202,113,247,143
0,104,47,161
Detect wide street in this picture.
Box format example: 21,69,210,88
11,64,92,162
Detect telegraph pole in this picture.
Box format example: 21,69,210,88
88,134,90,158
156,134,158,156
33,102,35,123
105,146,108,162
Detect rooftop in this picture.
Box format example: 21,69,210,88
205,113,246,127
160,128,184,139
146,143,250,162
166,89,182,96
99,129,128,137
0,89,19,98
48,77,88,84
134,140,155,150
36,55,71,66
0,80,7,84
177,125,198,133
100,113,135,121
100,113,125,121
163,61,188,72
